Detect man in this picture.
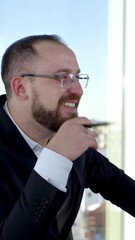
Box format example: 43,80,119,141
0,34,135,240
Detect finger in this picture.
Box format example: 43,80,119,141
68,117,92,127
87,135,98,149
84,127,98,138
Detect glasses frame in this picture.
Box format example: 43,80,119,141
20,73,89,89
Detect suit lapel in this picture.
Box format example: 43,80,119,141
57,154,85,239
73,153,86,185
0,95,37,174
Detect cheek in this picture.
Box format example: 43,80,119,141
32,80,67,109
38,88,64,110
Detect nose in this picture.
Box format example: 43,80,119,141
68,81,84,96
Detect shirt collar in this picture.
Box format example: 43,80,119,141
3,101,42,152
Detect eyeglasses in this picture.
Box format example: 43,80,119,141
20,73,89,89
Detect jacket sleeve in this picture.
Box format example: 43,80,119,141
0,170,67,240
85,148,135,217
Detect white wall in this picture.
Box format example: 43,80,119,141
107,0,135,239
124,0,135,239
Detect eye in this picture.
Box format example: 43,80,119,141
76,75,80,79
62,74,69,79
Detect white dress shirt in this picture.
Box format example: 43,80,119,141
3,102,73,192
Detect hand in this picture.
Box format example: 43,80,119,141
46,117,98,161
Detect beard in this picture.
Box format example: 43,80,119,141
31,89,79,132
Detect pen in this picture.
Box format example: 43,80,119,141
85,121,113,128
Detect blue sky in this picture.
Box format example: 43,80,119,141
0,0,108,120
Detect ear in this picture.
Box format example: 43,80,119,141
11,76,28,100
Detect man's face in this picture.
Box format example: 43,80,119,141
30,42,83,132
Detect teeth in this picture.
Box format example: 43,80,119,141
63,102,76,108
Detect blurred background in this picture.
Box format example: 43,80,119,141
1,0,135,239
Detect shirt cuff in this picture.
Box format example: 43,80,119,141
34,148,73,192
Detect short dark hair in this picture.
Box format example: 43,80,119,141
1,34,66,99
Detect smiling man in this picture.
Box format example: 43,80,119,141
0,34,135,240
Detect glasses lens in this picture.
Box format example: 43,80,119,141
78,74,89,88
61,73,89,89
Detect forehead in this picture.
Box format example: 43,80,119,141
34,41,80,73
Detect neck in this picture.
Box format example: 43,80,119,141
7,101,54,147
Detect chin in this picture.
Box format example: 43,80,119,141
64,112,78,121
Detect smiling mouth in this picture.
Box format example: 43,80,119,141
62,102,78,108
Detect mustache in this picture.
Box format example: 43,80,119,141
58,94,81,104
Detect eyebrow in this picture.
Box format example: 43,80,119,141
53,68,81,74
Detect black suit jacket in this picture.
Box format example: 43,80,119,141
0,94,135,240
